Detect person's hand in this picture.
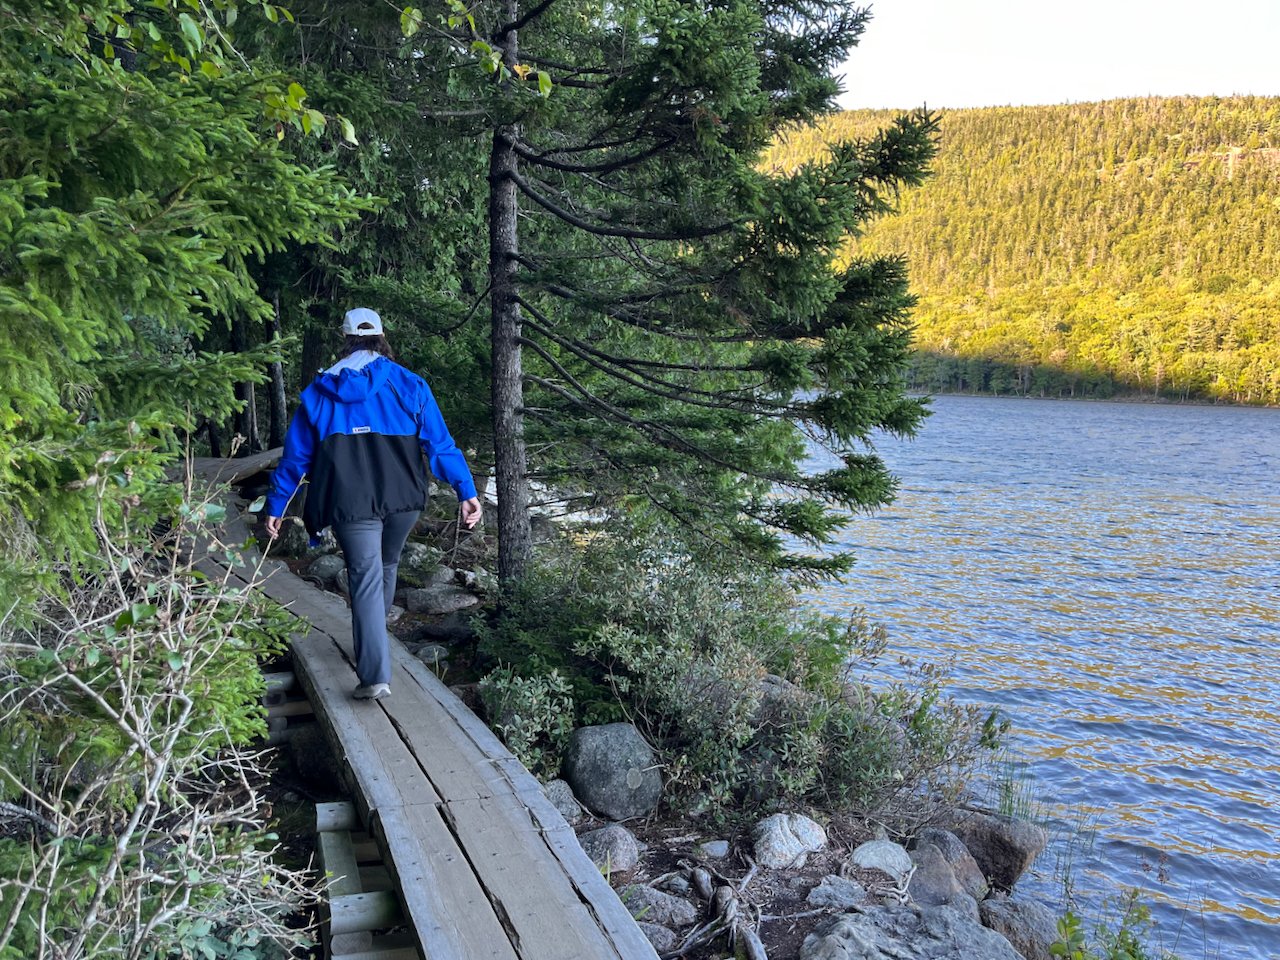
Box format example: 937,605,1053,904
460,497,482,530
264,516,283,540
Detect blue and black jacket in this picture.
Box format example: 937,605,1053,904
264,356,477,535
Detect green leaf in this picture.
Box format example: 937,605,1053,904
177,12,203,53
537,70,552,97
84,648,101,667
400,6,424,37
264,4,279,23
287,81,307,109
339,117,359,145
200,60,221,80
167,651,185,672
306,109,327,135
248,495,267,513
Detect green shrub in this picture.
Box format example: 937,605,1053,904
478,666,576,778
0,489,313,959
477,513,1004,818
1053,895,1179,960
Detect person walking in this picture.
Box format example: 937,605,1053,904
263,307,482,701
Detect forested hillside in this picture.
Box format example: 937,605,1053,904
764,97,1280,404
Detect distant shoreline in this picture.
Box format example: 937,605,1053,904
911,389,1280,411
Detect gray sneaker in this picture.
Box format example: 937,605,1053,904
353,682,391,701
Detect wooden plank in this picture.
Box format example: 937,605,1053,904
441,794,625,960
389,644,517,764
374,805,521,960
319,831,362,896
519,798,659,959
331,946,419,960
187,448,282,485
265,671,297,693
292,630,443,813
266,699,314,719
331,891,402,936
375,689,496,803
194,500,656,959
318,802,360,832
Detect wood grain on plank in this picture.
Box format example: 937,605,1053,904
292,630,442,811
443,794,626,960
375,805,520,960
319,830,362,897
330,891,402,936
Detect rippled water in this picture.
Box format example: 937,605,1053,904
800,396,1280,960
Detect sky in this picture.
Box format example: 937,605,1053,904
837,0,1280,111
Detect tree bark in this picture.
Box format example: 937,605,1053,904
266,291,287,449
489,5,533,584
230,313,261,455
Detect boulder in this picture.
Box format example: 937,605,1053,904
306,554,346,586
386,604,405,625
543,779,583,825
620,885,698,928
578,824,639,874
398,542,444,585
561,724,662,820
414,644,450,667
753,813,827,869
658,874,692,897
907,844,965,909
412,611,476,646
427,564,457,585
405,584,481,615
914,827,988,900
272,517,312,557
850,839,914,884
637,922,678,954
950,812,1048,890
806,876,867,911
800,905,1023,960
979,895,1059,960
335,568,350,597
461,566,498,595
697,839,730,860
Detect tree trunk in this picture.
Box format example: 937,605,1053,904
489,7,532,584
267,291,288,449
205,419,221,459
230,313,261,455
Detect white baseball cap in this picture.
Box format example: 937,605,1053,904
342,307,383,337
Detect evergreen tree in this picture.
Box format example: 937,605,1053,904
0,1,363,589
265,1,935,583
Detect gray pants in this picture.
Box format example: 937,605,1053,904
332,510,419,686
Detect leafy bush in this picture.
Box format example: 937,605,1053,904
477,514,1003,818
478,666,576,778
0,486,313,959
1053,895,1178,960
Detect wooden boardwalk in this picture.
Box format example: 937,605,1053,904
188,455,657,960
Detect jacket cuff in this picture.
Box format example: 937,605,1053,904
453,477,478,501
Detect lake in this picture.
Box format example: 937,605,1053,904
800,395,1280,960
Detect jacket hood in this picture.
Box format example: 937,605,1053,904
314,356,393,403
